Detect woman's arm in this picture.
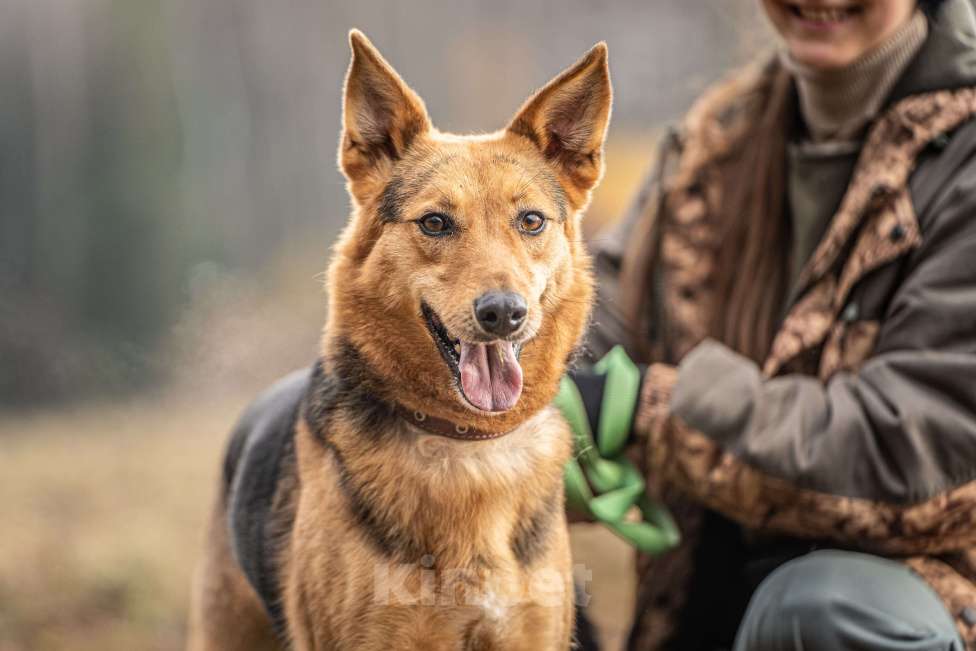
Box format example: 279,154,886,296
637,170,976,555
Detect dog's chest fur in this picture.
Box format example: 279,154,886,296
225,366,574,648
287,401,573,644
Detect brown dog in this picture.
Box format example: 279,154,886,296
187,30,611,650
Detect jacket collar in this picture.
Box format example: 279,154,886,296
792,88,976,298
887,0,976,104
764,88,976,378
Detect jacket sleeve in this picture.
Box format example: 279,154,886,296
636,175,976,555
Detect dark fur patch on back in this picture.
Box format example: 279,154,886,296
259,433,299,637
511,488,561,567
225,368,308,642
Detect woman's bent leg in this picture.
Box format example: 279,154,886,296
733,550,963,651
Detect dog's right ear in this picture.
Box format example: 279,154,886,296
340,30,431,191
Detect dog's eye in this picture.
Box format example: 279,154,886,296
418,213,454,237
518,211,547,235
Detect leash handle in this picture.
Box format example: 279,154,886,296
556,346,680,555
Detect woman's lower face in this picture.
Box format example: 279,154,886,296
760,0,918,69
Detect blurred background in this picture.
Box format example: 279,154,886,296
0,1,770,649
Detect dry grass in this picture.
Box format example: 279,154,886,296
0,397,243,651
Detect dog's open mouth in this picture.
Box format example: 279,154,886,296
421,302,524,413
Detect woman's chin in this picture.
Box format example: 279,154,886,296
787,40,862,70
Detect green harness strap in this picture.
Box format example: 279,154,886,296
555,346,680,555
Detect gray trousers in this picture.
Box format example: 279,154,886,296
733,550,964,651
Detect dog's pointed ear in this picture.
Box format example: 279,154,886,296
340,30,431,185
507,43,612,198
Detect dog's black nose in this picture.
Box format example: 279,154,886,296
474,291,527,337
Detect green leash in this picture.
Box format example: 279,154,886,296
556,346,680,555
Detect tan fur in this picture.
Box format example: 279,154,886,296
189,30,611,650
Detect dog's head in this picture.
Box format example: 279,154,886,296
326,30,611,432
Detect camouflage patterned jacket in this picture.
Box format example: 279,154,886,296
589,1,976,648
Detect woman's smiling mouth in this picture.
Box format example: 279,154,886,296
782,2,865,29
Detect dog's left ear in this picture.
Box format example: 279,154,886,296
508,43,612,199
340,30,431,189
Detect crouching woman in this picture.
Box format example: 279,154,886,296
581,0,976,648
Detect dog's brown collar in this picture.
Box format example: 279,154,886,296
395,404,512,441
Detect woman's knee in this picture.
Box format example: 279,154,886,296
733,550,963,651
734,551,849,650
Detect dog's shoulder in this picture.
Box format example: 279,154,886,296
223,367,311,636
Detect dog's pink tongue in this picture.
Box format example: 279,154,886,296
458,341,523,412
